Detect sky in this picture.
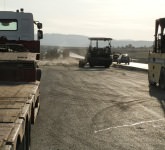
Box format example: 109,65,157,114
0,0,165,41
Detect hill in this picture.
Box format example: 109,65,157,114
41,33,153,48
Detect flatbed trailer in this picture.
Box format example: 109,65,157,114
0,9,43,149
0,81,40,150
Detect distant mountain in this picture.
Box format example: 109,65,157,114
41,33,89,47
41,33,153,48
112,40,153,48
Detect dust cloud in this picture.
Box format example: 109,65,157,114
38,57,78,66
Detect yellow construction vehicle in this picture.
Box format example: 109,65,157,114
79,37,112,68
148,18,165,89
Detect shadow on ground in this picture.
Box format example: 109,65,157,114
149,85,165,116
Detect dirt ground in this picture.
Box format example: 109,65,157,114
31,59,165,150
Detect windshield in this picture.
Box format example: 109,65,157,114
0,19,17,31
90,40,111,48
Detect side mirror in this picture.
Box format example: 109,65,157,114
38,30,43,40
37,23,42,29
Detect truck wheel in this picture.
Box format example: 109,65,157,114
36,68,42,81
25,117,31,150
16,136,25,150
105,64,110,68
159,68,165,89
148,72,156,87
89,63,94,68
149,80,156,87
79,60,85,68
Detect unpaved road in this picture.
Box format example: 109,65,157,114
31,61,165,150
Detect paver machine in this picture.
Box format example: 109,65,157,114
79,37,113,68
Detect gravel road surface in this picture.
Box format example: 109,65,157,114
31,60,165,150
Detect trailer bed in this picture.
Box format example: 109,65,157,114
0,81,40,150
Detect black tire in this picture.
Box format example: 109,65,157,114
79,61,82,68
105,63,110,68
25,118,31,150
89,62,94,68
148,72,156,87
159,68,165,89
36,68,41,81
16,136,25,150
79,60,85,68
88,59,94,68
105,66,110,68
149,80,156,87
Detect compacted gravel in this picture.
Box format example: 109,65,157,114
31,61,165,150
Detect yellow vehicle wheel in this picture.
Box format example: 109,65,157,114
159,68,165,89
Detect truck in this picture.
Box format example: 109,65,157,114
148,18,165,89
79,37,112,68
0,8,43,150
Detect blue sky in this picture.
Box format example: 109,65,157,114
1,0,165,40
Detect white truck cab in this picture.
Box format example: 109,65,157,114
0,8,43,41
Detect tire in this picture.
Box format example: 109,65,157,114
16,136,25,150
105,63,110,68
25,118,31,150
89,62,94,68
36,68,42,81
105,65,110,68
79,60,85,68
89,60,94,68
149,80,156,87
148,72,156,87
159,68,165,89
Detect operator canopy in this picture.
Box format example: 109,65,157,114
89,37,112,41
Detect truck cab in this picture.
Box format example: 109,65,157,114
0,9,43,82
0,8,43,41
